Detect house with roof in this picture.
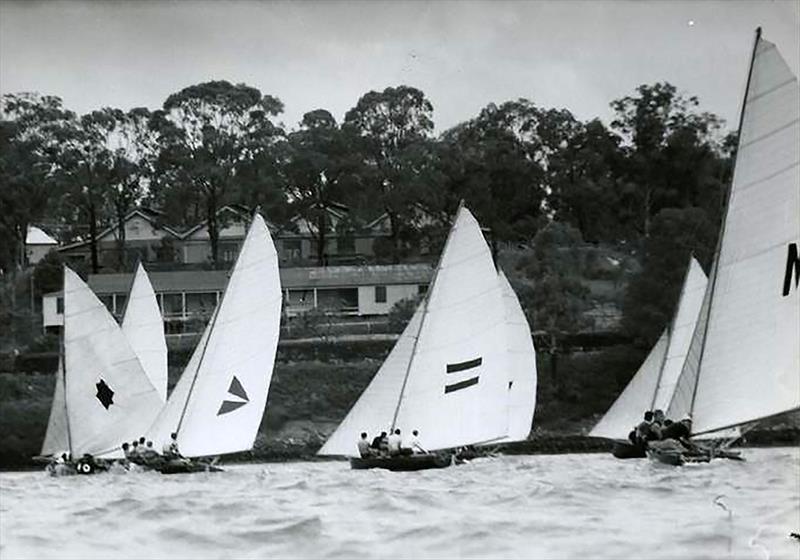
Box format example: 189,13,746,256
57,207,182,268
41,263,433,334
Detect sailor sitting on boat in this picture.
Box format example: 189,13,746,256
357,432,374,458
406,430,425,454
162,432,182,460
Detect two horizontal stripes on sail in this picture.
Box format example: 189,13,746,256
444,357,481,394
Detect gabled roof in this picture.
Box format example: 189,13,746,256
178,205,278,239
58,208,182,252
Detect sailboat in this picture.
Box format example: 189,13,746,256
317,203,538,471
146,213,282,474
40,267,164,474
649,28,800,465
589,257,708,458
121,262,168,403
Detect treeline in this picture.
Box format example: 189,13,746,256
1,80,735,348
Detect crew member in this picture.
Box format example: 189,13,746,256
357,432,372,458
387,429,402,456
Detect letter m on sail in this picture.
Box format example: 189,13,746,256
784,243,800,297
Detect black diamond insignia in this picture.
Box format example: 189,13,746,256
96,379,114,409
217,375,249,416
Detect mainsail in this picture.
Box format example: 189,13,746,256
61,267,163,457
122,263,168,402
498,270,537,442
590,257,708,440
147,214,282,458
319,205,516,456
669,30,800,435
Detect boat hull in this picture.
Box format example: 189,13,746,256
350,453,452,471
158,459,224,475
611,442,647,459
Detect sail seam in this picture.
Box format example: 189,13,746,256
733,160,800,193
746,77,796,104
739,117,800,150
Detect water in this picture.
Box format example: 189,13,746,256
1,448,798,560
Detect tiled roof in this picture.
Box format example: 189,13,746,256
82,264,434,295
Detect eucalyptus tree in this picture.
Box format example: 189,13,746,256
343,86,435,263
282,109,358,266
0,93,74,272
152,81,284,264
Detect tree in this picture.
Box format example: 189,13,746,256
610,82,727,237
0,93,74,273
517,222,591,398
152,81,284,264
343,86,436,262
283,110,355,266
622,206,718,347
81,107,159,268
439,100,582,255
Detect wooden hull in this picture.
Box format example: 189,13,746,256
350,453,452,471
611,442,647,459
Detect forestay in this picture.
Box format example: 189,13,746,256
62,267,163,457
682,33,800,435
391,207,509,452
147,214,282,458
589,331,669,441
122,263,168,402
498,270,537,442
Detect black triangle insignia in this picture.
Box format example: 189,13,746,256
217,375,249,416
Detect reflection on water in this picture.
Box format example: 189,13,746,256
1,448,798,559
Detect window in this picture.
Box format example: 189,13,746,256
375,285,387,303
418,284,428,295
162,293,183,317
56,297,63,314
185,292,217,317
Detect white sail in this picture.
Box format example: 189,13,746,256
40,354,68,457
391,207,510,452
589,330,669,441
62,267,163,457
147,214,281,458
651,258,708,412
122,263,168,402
317,303,425,457
687,33,800,435
498,270,537,442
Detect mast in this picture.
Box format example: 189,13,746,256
687,27,762,426
390,200,465,430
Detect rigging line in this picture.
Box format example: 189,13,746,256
390,200,466,431
688,27,762,423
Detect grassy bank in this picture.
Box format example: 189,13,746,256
2,343,798,468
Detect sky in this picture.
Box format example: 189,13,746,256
1,1,798,134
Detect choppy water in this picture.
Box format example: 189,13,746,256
1,448,798,560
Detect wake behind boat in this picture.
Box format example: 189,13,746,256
318,202,538,471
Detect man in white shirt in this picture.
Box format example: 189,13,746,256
387,429,402,456
357,432,372,458
406,430,425,454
